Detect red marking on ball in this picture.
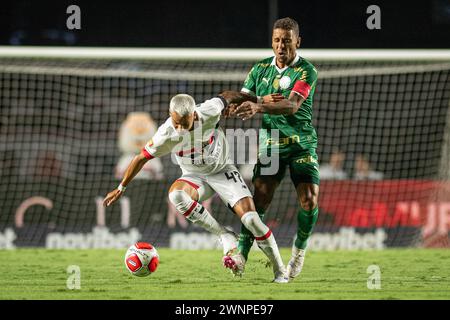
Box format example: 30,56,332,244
126,253,142,272
135,242,153,250
149,256,159,272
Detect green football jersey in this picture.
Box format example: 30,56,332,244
242,54,318,154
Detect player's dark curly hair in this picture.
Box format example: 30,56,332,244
273,17,299,36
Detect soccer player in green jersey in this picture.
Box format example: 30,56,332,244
234,17,319,281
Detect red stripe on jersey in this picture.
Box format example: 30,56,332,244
255,230,272,241
292,80,312,99
176,178,199,189
141,148,155,159
177,147,196,157
183,201,197,217
177,135,215,157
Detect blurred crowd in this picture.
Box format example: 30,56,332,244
319,149,384,181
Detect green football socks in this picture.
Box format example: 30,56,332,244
238,206,318,258
295,206,319,250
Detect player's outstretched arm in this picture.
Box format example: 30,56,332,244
219,91,256,118
219,90,257,105
236,93,305,120
218,90,257,117
103,153,149,207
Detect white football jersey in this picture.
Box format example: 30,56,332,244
142,97,231,175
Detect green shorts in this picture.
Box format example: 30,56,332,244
253,148,320,187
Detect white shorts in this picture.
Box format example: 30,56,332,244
176,165,253,209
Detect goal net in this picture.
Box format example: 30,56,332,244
0,47,449,250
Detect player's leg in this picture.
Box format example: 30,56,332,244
287,152,320,280
168,176,237,255
232,197,288,283
237,160,284,261
208,166,287,282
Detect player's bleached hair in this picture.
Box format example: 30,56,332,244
273,17,300,37
169,94,196,116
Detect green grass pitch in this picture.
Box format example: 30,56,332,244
0,248,449,300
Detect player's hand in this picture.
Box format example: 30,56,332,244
222,103,238,118
103,189,124,207
262,93,284,103
236,101,262,121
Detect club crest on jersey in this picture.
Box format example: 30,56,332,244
272,75,281,90
279,76,291,90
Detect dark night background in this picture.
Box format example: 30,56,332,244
0,0,449,251
0,0,449,48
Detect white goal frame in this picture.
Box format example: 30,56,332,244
0,46,449,61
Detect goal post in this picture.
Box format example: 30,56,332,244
1,47,450,60
0,47,449,250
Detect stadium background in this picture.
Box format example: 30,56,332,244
0,0,449,251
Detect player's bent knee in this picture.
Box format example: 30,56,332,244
240,211,269,236
253,193,272,211
300,197,318,211
232,197,256,217
253,179,278,209
241,212,258,228
168,189,193,214
298,183,319,211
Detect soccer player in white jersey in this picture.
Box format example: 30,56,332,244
103,92,288,283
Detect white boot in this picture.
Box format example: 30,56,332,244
219,230,238,255
220,230,246,277
286,246,306,280
222,253,246,277
272,265,289,283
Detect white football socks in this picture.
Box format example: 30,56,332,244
169,190,238,254
169,190,226,236
240,211,285,273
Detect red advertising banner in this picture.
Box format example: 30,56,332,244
319,180,450,247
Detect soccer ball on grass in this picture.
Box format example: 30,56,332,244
124,242,159,277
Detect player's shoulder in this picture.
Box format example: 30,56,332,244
294,56,318,76
252,56,274,70
156,118,176,138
